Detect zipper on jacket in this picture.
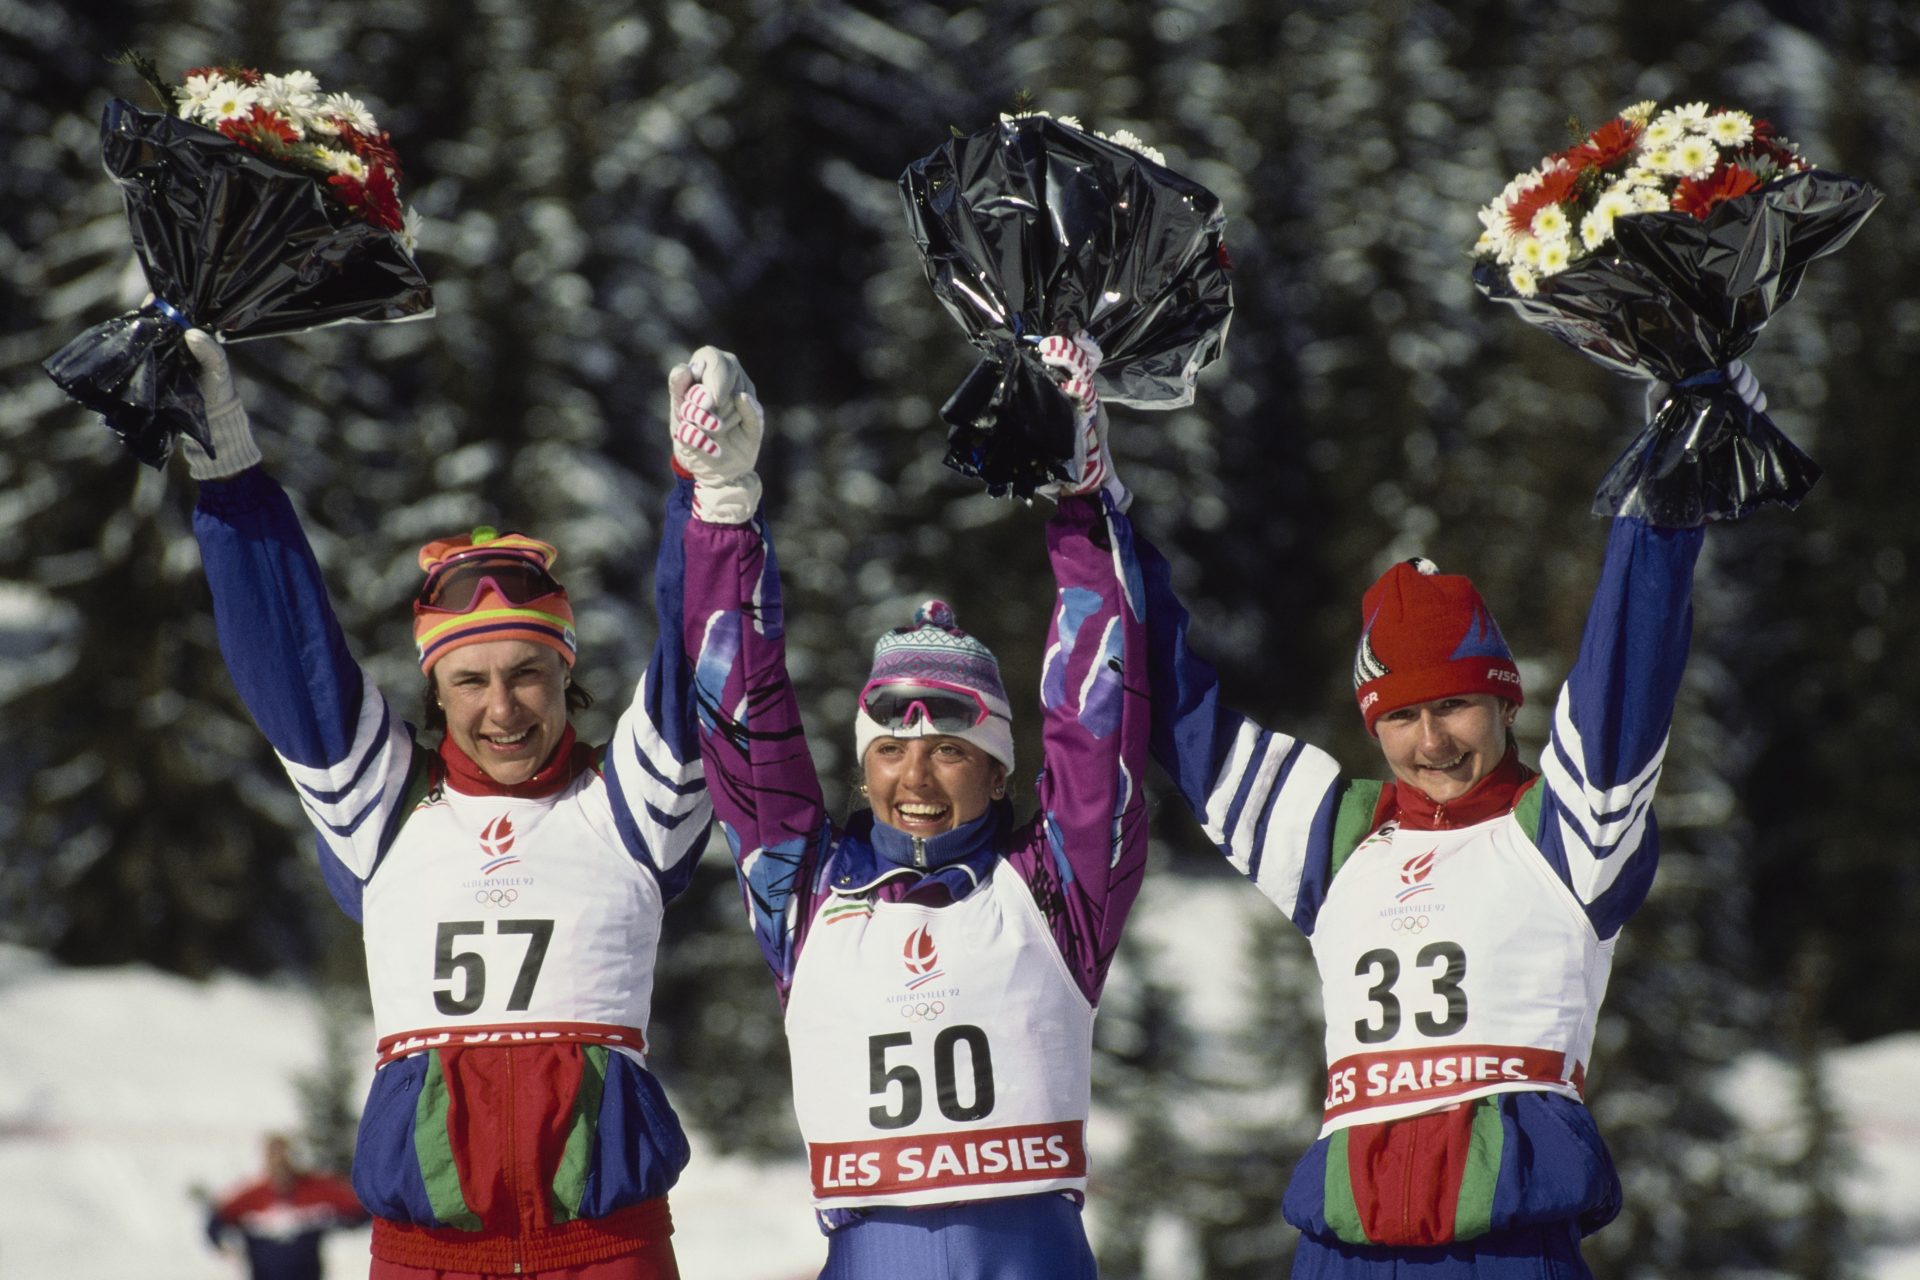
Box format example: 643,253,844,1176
505,1049,525,1275
912,835,927,868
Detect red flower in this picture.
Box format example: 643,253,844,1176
340,124,403,180
361,164,405,231
218,105,299,151
1561,117,1643,173
1673,162,1763,218
1504,161,1580,236
327,172,368,212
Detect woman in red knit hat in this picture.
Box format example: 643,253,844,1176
1136,350,1771,1275
178,328,717,1279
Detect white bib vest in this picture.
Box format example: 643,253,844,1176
1312,812,1609,1136
362,773,664,1065
785,859,1094,1209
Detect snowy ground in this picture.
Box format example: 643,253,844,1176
2,886,1916,1279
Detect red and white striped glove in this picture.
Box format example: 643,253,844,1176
667,345,764,524
1036,332,1129,510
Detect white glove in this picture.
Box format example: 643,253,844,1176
179,329,261,480
668,345,764,524
1035,332,1129,511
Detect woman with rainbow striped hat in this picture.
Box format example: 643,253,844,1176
179,328,712,1279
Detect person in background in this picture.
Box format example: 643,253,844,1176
207,1133,368,1280
1140,358,1773,1276
664,336,1149,1277
180,330,714,1279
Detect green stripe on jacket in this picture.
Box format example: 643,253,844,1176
413,1050,483,1231
549,1044,609,1222
1322,1126,1369,1244
1453,1096,1506,1241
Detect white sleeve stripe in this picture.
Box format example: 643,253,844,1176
1556,805,1652,904
1550,686,1668,813
1249,745,1342,914
1200,721,1263,849
1539,743,1661,850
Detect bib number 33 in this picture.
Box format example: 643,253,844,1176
1353,941,1467,1043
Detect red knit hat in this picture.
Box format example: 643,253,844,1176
1352,557,1522,734
413,526,576,674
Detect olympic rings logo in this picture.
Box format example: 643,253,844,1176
1389,915,1430,932
899,1001,946,1022
475,888,520,907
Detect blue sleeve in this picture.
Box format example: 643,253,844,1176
1137,523,1346,932
192,468,419,917
1532,516,1704,937
599,478,713,901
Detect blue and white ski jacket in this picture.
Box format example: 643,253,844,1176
192,466,710,1273
1142,516,1702,1250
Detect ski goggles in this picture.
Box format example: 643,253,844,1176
857,678,999,734
418,555,564,613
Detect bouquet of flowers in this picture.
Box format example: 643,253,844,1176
1472,100,1881,524
900,112,1233,498
43,57,433,468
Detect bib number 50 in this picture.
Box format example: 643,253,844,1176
868,1026,995,1130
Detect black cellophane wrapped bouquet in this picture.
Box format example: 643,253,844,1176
901,113,1233,497
44,63,432,467
1472,100,1880,525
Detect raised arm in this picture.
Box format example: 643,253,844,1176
184,334,420,920
593,473,713,902
1003,489,1154,999
1136,525,1358,934
668,349,830,993
1531,516,1703,937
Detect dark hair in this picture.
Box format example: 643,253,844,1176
420,673,593,732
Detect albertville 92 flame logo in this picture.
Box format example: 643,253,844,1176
901,924,945,990
480,814,520,874
1396,849,1436,901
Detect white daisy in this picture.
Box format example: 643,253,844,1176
1675,135,1718,176
1706,111,1753,146
175,73,226,124
401,206,424,254
1620,100,1659,126
208,81,261,122
328,150,369,180
258,72,318,127
1101,128,1166,166
1671,101,1712,125
1580,207,1616,251
1508,264,1539,297
1633,186,1671,213
322,91,378,133
1530,203,1570,240
1517,235,1545,267
1538,237,1572,275
1643,119,1683,148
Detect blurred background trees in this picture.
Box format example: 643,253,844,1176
4,1,1915,1276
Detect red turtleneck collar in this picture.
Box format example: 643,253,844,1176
436,725,593,799
1386,746,1537,831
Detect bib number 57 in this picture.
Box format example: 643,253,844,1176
432,919,554,1016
